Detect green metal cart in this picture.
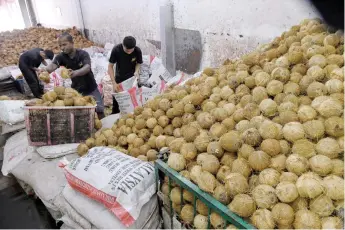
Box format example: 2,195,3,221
155,159,255,229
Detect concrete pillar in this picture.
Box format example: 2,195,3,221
26,0,37,26
18,0,31,28
159,1,176,76
76,0,86,36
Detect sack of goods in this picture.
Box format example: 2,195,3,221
60,147,157,227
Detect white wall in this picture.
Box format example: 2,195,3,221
80,0,161,56
32,0,161,56
173,0,320,68
32,0,320,70
32,0,81,29
0,0,25,32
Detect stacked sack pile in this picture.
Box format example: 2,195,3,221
0,27,95,67
78,18,344,229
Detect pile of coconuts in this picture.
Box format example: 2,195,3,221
78,18,344,229
0,27,95,68
28,86,97,107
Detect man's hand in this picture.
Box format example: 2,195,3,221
134,71,139,78
113,83,120,93
36,68,45,74
69,69,77,78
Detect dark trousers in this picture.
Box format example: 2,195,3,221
112,97,120,114
87,88,105,119
18,63,43,98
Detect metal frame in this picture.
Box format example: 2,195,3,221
155,159,255,229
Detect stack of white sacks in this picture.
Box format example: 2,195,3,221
2,128,160,229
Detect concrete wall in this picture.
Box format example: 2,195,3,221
32,0,161,56
31,0,320,71
32,0,81,29
173,0,319,68
81,0,161,57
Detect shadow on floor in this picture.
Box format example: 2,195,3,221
0,183,58,229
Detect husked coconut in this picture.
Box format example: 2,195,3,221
272,203,295,226
279,172,298,183
225,173,249,197
260,139,281,156
323,175,344,200
258,168,280,187
220,131,242,152
309,195,334,217
167,153,186,172
228,194,256,217
231,158,252,178
252,184,278,209
275,181,299,203
316,137,341,159
296,172,324,199
248,151,271,171
251,209,275,230
293,210,321,229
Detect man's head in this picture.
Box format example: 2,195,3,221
40,50,54,60
58,32,74,54
122,36,136,54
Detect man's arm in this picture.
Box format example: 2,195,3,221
70,51,91,78
44,63,59,73
108,63,120,92
70,64,91,78
134,63,141,76
135,47,143,83
42,55,60,73
108,47,120,92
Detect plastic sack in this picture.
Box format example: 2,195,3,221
36,143,79,159
139,55,154,85
63,185,160,229
8,142,90,228
1,130,33,176
166,71,187,86
90,53,108,85
0,122,25,135
7,66,22,80
83,46,105,57
58,215,83,229
60,147,156,227
113,87,141,114
179,71,202,86
0,100,25,125
0,67,11,81
101,114,120,129
139,84,159,105
151,57,172,82
118,76,137,91
43,72,64,92
101,74,113,106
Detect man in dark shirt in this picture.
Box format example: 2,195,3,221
108,36,143,114
18,48,54,98
42,32,105,118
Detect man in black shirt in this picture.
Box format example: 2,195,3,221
108,36,143,114
42,32,104,118
18,48,54,98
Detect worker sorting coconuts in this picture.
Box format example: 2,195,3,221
108,36,143,114
18,48,54,98
40,32,105,118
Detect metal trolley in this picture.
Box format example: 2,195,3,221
155,159,255,229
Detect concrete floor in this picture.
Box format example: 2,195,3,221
0,144,58,229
